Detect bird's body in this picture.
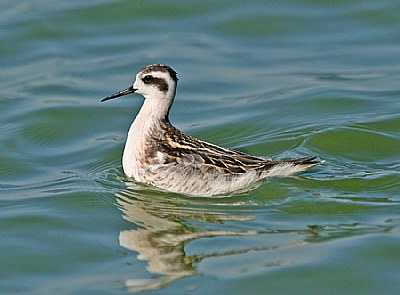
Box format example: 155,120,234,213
102,64,319,196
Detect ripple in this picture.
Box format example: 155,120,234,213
2,0,400,293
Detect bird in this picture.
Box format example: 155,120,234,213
101,64,319,196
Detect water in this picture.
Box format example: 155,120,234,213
1,1,400,294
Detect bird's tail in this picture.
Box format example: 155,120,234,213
285,156,320,169
264,156,320,177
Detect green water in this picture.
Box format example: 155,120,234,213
2,1,400,294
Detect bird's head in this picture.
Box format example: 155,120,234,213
101,64,178,103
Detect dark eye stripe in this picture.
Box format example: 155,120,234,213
152,77,168,92
141,74,169,93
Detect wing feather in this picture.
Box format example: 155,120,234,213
161,125,273,175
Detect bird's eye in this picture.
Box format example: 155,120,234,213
143,75,153,84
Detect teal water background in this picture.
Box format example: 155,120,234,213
2,1,400,294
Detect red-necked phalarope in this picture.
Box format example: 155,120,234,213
102,64,319,196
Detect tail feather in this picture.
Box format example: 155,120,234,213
264,156,320,177
286,156,320,168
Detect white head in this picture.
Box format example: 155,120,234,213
102,64,178,118
133,64,178,100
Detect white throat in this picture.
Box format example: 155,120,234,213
122,94,174,179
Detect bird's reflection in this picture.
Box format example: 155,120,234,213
112,180,396,293
115,183,257,292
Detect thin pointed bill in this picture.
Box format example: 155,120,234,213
101,86,137,102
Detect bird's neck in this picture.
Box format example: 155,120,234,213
137,97,171,125
122,98,172,178
127,96,173,146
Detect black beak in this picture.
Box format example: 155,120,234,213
101,86,137,102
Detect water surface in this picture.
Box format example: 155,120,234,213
1,1,400,294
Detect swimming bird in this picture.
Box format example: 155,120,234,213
102,64,319,196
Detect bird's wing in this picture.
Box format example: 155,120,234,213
162,127,274,175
